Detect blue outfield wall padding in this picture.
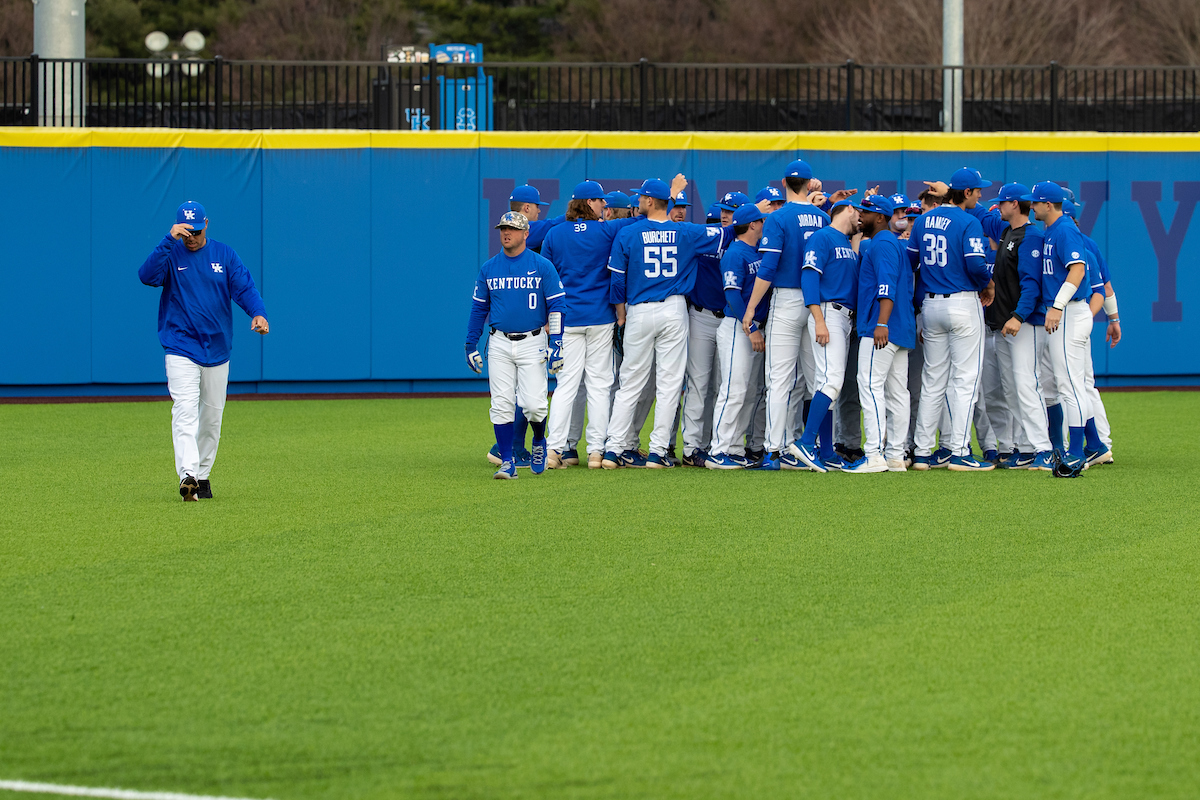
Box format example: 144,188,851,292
1,130,1198,393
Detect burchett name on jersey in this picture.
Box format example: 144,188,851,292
640,230,679,244
485,276,546,290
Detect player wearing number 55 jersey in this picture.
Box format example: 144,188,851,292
465,212,566,480
603,177,733,468
907,167,996,472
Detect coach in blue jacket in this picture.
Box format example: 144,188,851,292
139,201,269,502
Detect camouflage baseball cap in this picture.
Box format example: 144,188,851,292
495,211,529,230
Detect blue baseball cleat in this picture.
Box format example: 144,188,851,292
931,447,953,468
601,450,625,470
788,441,827,473
1085,444,1113,466
1002,452,1036,469
948,454,995,471
705,453,743,470
530,439,547,475
844,454,889,473
620,449,648,468
1030,451,1055,471
646,453,673,468
983,449,999,463
910,454,933,471
513,447,532,469
681,449,708,468
561,447,580,466
779,451,807,470
487,444,503,466
749,452,781,471
727,453,754,468
493,460,518,480
823,452,852,472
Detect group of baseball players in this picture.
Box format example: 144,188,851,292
465,160,1121,479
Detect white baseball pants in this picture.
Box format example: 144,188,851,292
709,316,759,456
998,322,1051,453
979,328,1010,452
1046,301,1093,430
807,302,854,401
548,324,614,454
764,288,814,452
488,331,549,425
857,338,910,461
606,295,689,457
914,292,985,457
166,354,229,481
610,346,663,452
1084,346,1112,448
682,307,722,455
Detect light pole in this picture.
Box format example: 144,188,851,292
942,0,963,133
31,0,86,125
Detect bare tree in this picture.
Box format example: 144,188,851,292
0,0,33,57
1133,0,1200,64
215,0,416,60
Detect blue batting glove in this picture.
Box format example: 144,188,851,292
466,347,483,374
548,336,564,375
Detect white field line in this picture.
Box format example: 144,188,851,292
0,780,276,800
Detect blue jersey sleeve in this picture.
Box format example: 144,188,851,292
138,235,176,287
542,259,567,313
608,231,629,305
685,222,728,257
967,204,1008,243
721,248,747,322
1014,230,1044,323
962,216,992,288
800,242,821,304
466,272,491,350
756,213,785,283
906,216,923,270
227,249,267,320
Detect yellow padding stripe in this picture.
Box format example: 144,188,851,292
4,127,1200,152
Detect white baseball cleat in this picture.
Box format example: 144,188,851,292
886,458,908,472
588,452,604,469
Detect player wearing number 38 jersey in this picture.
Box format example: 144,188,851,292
603,177,734,468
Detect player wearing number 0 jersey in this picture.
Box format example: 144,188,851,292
744,159,831,470
788,200,861,472
465,212,566,479
603,178,733,468
907,167,995,472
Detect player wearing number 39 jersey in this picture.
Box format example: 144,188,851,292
603,177,733,468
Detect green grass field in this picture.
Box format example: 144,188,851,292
2,392,1198,799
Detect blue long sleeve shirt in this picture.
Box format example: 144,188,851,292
138,235,267,367
466,248,566,350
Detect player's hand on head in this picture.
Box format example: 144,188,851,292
865,185,880,197
924,180,949,196
251,316,269,334
170,223,195,240
670,173,688,197
808,178,823,192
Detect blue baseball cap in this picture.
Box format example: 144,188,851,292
784,159,813,179
717,191,750,211
509,185,549,206
831,198,855,211
176,200,207,228
756,185,784,204
994,182,1030,203
1023,181,1067,204
631,178,671,200
854,194,895,217
571,180,606,201
949,167,992,190
1063,199,1077,218
905,201,923,217
705,203,723,223
732,204,766,226
1062,186,1077,204
673,190,691,207
604,191,631,209
889,193,910,210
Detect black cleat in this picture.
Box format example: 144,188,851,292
180,475,199,502
196,479,213,499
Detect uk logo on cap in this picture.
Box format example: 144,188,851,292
176,200,206,226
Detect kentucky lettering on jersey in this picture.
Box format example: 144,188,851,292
465,247,565,349
485,276,545,291
801,225,859,308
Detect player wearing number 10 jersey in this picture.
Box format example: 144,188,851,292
603,177,733,467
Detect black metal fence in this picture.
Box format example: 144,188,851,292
2,55,1198,132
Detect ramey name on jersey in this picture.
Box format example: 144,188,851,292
907,206,990,295
608,219,727,305
756,203,831,288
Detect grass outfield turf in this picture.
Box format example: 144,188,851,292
1,392,1198,799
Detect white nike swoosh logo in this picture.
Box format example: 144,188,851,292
527,270,537,275
177,267,187,271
